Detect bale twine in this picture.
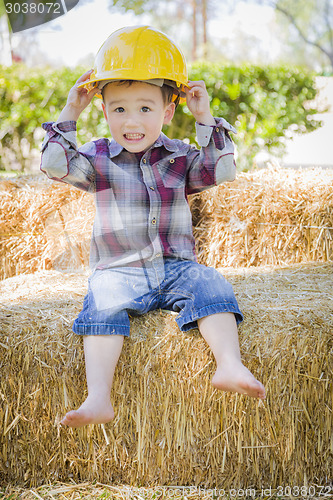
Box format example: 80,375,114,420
0,263,331,489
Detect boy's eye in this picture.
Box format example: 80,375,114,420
115,107,125,113
141,106,150,112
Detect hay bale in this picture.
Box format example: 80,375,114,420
190,166,333,268
1,167,333,280
0,263,331,489
0,176,94,280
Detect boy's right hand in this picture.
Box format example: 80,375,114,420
57,70,99,123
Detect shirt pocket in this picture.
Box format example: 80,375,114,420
157,157,187,189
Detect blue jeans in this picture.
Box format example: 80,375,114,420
73,258,243,336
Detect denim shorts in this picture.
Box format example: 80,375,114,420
73,257,243,336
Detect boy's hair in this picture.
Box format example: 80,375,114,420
102,80,178,106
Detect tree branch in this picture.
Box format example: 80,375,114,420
267,0,333,61
324,0,333,53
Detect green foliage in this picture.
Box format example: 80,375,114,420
0,62,322,171
167,62,321,169
0,64,108,171
111,0,158,15
0,2,6,17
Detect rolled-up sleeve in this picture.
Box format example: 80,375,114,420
40,121,96,192
186,117,237,194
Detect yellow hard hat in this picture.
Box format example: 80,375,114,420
78,25,188,99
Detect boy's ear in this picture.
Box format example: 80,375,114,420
102,102,108,121
163,102,176,125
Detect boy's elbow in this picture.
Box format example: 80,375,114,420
215,154,236,184
40,142,69,179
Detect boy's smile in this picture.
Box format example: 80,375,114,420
102,81,175,153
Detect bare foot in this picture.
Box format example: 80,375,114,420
60,395,115,428
212,361,266,399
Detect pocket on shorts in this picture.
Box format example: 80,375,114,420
89,268,151,314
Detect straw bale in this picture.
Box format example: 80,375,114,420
190,166,333,268
0,175,94,280
0,482,306,500
0,263,331,490
1,167,333,280
0,482,284,500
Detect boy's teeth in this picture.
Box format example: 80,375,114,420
125,133,143,139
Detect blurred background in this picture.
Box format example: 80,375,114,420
0,0,332,173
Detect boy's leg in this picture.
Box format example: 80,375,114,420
197,312,266,399
61,334,124,427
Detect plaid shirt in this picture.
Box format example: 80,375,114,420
41,118,236,270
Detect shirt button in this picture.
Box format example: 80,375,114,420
169,158,175,163
216,127,220,132
151,218,156,225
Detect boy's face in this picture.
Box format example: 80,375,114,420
102,81,175,153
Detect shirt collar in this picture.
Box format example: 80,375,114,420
109,139,124,158
108,132,180,158
153,132,180,153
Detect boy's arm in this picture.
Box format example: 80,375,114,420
40,71,99,192
185,80,216,127
56,70,99,123
184,81,236,194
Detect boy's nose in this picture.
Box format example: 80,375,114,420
124,114,140,127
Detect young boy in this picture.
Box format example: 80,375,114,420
41,26,265,428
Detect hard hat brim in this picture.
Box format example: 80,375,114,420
78,78,188,100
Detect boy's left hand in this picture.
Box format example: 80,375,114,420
185,81,215,126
